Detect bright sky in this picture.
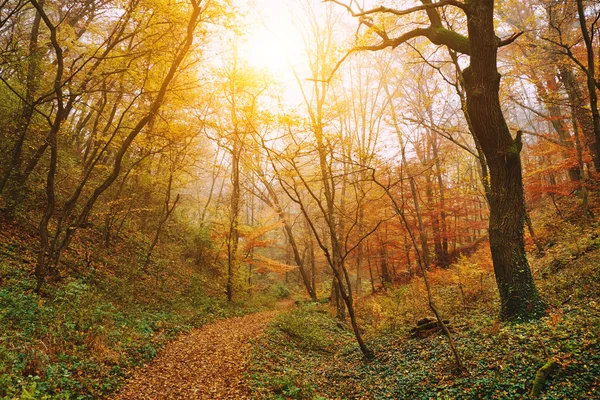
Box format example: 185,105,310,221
237,0,309,105
240,0,304,72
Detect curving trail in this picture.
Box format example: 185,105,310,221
111,311,277,400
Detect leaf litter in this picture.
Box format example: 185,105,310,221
112,311,278,399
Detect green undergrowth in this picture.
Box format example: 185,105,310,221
248,250,600,399
249,303,354,399
0,228,257,399
0,270,246,399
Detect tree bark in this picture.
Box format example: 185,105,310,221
462,0,545,320
226,136,240,302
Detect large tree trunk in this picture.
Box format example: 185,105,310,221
462,0,546,320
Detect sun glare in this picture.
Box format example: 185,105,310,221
239,1,305,79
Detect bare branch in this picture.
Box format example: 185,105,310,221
498,31,524,47
325,0,465,18
310,25,470,84
516,128,567,147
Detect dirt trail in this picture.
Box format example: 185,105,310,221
111,311,277,399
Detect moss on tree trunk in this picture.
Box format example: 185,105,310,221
530,359,560,398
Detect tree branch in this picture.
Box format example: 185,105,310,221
325,0,465,18
499,31,524,47
310,26,469,83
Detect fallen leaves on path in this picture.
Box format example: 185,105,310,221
111,311,277,399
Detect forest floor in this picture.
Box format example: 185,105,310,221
111,311,278,399
248,237,600,399
0,217,280,399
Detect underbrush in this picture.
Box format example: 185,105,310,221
248,222,600,399
249,304,353,399
0,222,261,399
0,267,241,399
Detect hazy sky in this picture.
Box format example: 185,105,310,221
237,0,311,106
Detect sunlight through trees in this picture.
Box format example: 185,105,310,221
1,0,599,397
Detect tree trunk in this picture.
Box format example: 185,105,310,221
378,234,391,285
262,176,317,301
366,241,376,293
432,135,449,265
226,137,240,302
570,98,592,219
558,66,599,171
575,0,600,173
409,177,430,268
462,0,545,320
355,203,364,295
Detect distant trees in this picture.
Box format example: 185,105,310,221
249,150,318,301
262,113,381,358
209,44,272,301
497,0,596,219
548,0,600,172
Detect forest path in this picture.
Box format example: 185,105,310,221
111,310,278,399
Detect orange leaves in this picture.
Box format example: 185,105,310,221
238,222,281,254
113,312,277,399
249,254,297,274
